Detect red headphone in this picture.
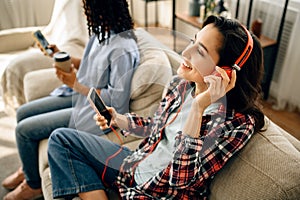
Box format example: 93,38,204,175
222,25,253,78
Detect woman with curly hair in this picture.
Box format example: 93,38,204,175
47,15,265,199
2,0,139,199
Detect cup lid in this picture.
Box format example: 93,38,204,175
54,52,70,62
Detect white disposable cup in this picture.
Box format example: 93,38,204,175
53,52,71,72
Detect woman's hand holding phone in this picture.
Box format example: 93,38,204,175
92,105,129,131
36,43,60,57
32,30,59,57
94,107,117,130
47,44,60,56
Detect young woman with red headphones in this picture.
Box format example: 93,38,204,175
47,15,265,200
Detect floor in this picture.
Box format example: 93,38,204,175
262,100,300,140
0,97,20,199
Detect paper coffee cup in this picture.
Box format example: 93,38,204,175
53,52,71,72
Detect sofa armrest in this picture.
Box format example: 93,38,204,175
0,27,43,53
23,68,62,102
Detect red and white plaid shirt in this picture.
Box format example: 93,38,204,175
117,76,255,199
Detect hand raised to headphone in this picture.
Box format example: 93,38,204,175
194,66,236,110
183,66,236,138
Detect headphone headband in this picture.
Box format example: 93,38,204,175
232,25,253,70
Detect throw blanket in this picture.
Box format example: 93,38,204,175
1,0,88,112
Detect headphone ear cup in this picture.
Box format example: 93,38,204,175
220,66,232,79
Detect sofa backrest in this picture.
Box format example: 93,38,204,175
129,28,182,117
134,28,183,74
210,117,300,199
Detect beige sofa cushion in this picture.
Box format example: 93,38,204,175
0,27,38,53
134,28,183,75
210,118,300,199
129,28,180,118
24,68,61,102
129,47,172,117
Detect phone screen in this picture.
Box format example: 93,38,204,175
88,88,112,125
33,30,53,55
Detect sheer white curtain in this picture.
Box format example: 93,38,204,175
231,0,300,111
271,11,300,111
267,0,300,111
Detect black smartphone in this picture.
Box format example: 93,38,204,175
32,30,53,56
87,87,112,126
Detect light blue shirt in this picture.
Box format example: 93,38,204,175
69,33,140,135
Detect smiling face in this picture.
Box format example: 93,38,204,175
177,24,223,84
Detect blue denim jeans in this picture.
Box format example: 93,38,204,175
15,94,77,189
48,128,133,199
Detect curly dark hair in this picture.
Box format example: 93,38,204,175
202,15,265,133
82,0,136,43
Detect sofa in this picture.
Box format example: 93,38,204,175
0,0,88,115
18,27,299,200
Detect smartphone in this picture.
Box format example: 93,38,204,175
87,87,112,126
32,30,53,56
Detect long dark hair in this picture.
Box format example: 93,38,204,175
203,15,265,133
82,0,136,43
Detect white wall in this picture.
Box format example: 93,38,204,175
132,0,172,27
0,0,55,30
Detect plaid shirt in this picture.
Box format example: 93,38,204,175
117,76,255,199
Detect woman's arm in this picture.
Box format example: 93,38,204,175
183,67,236,138
168,67,238,187
169,115,255,188
55,67,89,96
95,108,153,138
70,57,81,70
120,113,154,138
182,98,206,138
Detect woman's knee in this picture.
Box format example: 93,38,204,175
49,128,77,147
16,100,42,122
15,119,34,140
16,103,32,122
15,115,51,140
